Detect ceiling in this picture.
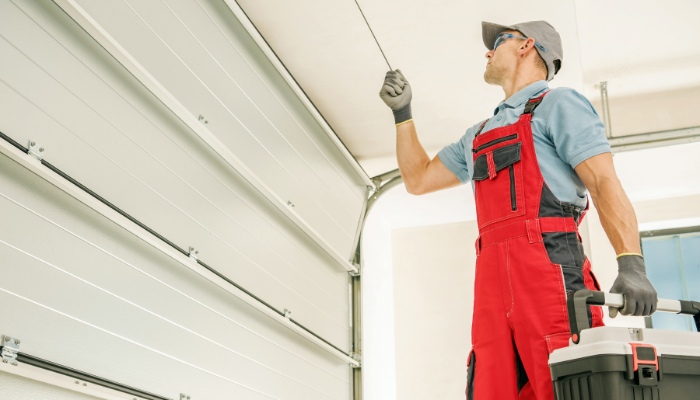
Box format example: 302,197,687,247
235,0,700,177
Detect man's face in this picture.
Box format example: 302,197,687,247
483,30,521,85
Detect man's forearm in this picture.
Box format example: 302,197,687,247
589,176,641,255
576,153,641,255
396,121,431,193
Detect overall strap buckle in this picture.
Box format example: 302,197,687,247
523,91,549,114
527,217,579,243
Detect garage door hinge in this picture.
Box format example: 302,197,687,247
349,352,361,367
188,247,199,261
27,141,45,161
348,263,361,277
1,335,20,366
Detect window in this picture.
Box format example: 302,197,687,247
641,227,700,331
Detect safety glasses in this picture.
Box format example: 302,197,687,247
493,33,548,52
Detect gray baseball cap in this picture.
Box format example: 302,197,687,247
482,20,563,81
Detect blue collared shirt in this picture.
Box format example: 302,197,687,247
437,81,611,208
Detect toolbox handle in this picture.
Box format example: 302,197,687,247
567,290,700,344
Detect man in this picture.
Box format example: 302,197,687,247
379,21,658,399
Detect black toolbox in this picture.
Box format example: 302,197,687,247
549,290,700,400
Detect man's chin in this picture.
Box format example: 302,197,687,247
483,73,499,85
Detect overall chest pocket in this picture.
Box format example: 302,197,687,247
472,142,524,228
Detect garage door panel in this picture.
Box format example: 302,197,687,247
124,0,363,228
0,155,351,397
0,77,350,302
0,371,103,400
4,3,363,276
0,175,349,384
0,290,346,400
0,15,352,347
0,248,348,399
0,151,351,349
66,0,365,257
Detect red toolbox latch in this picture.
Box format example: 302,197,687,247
630,343,659,386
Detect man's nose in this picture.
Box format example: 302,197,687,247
485,50,494,59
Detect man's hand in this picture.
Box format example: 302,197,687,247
609,254,658,317
379,69,412,124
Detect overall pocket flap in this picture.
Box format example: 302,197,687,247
472,143,521,181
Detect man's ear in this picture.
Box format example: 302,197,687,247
518,38,537,56
520,38,536,51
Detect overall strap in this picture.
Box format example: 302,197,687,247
523,91,549,114
476,90,549,136
475,119,489,136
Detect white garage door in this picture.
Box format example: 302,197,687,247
0,1,369,399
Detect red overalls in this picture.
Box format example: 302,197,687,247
466,93,604,399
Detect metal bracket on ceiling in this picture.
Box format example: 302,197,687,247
599,81,613,139
1,335,20,366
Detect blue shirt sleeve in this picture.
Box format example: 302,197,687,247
542,88,611,168
437,123,480,183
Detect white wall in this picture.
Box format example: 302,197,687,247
392,221,477,400
361,203,398,400
362,184,474,400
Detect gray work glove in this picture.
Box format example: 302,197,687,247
609,254,658,318
379,69,412,124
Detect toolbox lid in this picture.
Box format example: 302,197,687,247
549,327,700,365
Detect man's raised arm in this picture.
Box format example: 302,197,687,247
379,70,461,195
